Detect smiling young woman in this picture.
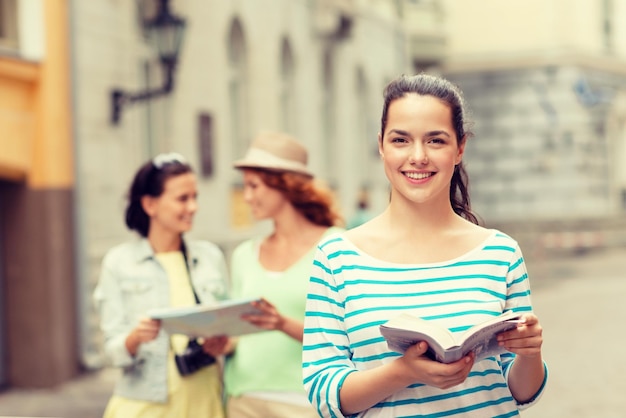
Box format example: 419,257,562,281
379,93,465,210
302,74,548,418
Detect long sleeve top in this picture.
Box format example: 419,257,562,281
302,230,548,418
93,238,229,402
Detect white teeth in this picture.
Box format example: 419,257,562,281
405,172,432,180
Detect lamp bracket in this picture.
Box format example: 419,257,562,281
111,59,176,125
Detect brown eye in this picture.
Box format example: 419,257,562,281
391,137,408,143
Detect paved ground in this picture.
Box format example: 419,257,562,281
0,367,116,418
0,246,625,417
520,247,626,418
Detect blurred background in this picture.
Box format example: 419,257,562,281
1,0,625,415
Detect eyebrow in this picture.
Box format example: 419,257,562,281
387,129,451,138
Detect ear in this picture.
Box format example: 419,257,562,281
377,132,384,159
455,135,467,165
141,195,157,217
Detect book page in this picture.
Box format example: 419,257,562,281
460,310,523,339
459,312,523,361
379,311,524,363
379,313,458,356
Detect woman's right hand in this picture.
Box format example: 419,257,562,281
339,341,475,415
125,317,161,356
399,341,474,390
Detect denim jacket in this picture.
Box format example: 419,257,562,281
93,238,229,403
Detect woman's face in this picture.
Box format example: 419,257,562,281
143,172,198,236
242,170,288,220
378,93,465,207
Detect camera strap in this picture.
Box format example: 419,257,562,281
175,241,215,363
167,240,202,355
180,240,201,304
166,240,217,376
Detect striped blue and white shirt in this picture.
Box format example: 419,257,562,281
302,230,547,418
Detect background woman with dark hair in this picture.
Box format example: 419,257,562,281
303,74,547,417
224,132,343,418
94,153,229,418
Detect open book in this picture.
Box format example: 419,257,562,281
147,297,265,338
379,310,524,363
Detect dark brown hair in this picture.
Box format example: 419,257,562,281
380,73,479,224
125,157,193,237
252,169,343,227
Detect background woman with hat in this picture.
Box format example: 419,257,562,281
224,131,344,418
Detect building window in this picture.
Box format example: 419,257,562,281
0,0,18,51
228,18,249,163
602,0,613,52
321,48,336,185
280,37,295,134
355,68,378,167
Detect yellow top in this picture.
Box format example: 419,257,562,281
103,251,225,418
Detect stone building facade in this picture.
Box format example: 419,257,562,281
448,65,626,221
441,0,626,250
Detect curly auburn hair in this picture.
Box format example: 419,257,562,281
252,169,344,228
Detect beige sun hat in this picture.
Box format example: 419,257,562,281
233,131,314,178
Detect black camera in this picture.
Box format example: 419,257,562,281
174,339,216,376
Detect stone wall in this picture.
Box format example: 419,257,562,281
447,66,626,222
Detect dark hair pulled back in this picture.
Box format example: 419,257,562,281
380,73,479,224
124,156,193,237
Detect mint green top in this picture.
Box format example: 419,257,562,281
224,227,341,397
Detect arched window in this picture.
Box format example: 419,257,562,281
280,37,295,133
602,0,614,52
227,18,250,161
321,48,336,184
355,67,375,180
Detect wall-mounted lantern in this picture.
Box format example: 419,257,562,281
110,0,186,124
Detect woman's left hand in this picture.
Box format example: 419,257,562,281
497,313,543,358
242,298,286,331
200,335,232,357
